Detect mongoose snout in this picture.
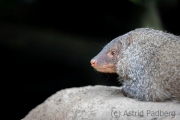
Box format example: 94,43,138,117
90,59,96,67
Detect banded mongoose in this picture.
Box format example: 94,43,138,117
90,28,180,102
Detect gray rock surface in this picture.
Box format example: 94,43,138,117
22,85,180,120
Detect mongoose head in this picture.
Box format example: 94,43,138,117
90,34,132,73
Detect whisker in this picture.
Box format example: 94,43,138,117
104,73,110,81
92,42,104,48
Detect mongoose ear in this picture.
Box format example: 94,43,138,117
127,34,133,46
121,34,133,49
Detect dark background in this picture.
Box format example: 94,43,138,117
1,0,180,119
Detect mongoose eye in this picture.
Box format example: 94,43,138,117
107,50,116,58
111,50,116,55
107,50,117,58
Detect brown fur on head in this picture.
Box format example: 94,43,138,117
90,34,132,73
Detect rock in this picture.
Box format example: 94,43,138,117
22,85,180,120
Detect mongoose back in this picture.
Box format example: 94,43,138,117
90,28,180,102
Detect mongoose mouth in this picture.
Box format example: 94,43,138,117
92,66,116,73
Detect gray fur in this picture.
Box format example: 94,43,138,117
93,28,180,102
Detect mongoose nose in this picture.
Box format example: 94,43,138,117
90,59,96,67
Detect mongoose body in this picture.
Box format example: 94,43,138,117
90,28,180,102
